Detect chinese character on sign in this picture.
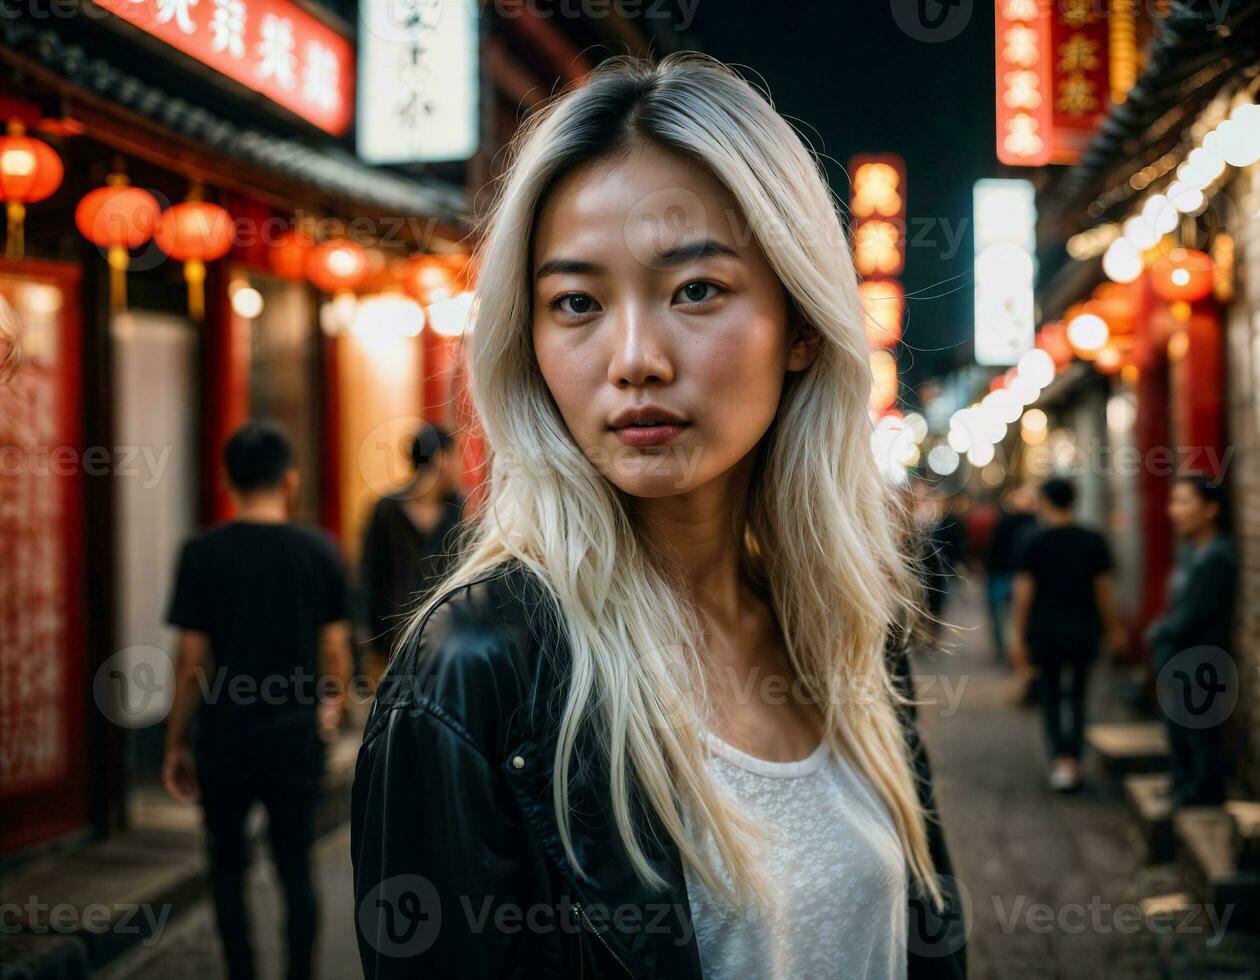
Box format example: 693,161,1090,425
155,0,199,34
210,0,245,58
1003,26,1040,67
1058,33,1100,72
1003,70,1042,109
1061,0,1095,28
257,13,297,89
1003,114,1044,157
303,40,340,111
1056,73,1098,115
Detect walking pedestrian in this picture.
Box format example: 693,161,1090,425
983,486,1037,664
358,423,465,684
1009,477,1126,792
351,53,965,979
163,420,352,980
1146,473,1238,807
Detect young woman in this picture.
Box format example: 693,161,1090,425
1148,474,1239,806
351,53,964,979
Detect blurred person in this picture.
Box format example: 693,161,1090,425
358,423,465,685
983,486,1038,664
352,53,965,979
163,420,352,980
920,490,967,632
1010,477,1126,792
1010,479,1121,779
1146,474,1238,806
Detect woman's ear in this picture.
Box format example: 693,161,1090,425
786,309,823,373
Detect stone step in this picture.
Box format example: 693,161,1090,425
1124,773,1176,862
1174,802,1260,934
1086,721,1170,777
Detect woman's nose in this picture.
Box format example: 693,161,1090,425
606,304,674,388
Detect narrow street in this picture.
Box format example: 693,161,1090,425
919,576,1257,980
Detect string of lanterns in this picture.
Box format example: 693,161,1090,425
2,120,473,335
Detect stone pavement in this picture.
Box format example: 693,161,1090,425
916,575,1260,980
97,825,360,980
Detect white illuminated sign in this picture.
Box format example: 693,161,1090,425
973,178,1037,367
357,0,479,164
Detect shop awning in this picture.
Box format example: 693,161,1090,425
0,6,468,231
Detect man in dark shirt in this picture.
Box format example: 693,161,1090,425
359,423,465,686
163,421,352,980
1011,477,1126,792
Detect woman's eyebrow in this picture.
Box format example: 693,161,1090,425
535,257,603,280
651,237,740,269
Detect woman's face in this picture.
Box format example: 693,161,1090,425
1168,481,1216,538
531,142,818,500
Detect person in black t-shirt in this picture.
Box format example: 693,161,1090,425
164,421,352,980
358,423,465,685
1010,477,1127,793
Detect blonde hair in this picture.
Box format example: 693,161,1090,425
399,51,941,911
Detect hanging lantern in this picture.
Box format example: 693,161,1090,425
402,253,470,305
155,193,233,322
1150,248,1213,303
75,174,161,311
306,238,369,294
1091,281,1139,338
270,225,314,280
1,120,64,258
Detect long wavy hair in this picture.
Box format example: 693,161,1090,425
398,51,941,911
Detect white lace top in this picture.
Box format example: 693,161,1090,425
682,731,908,979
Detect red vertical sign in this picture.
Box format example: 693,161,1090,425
1049,0,1111,163
994,0,1054,166
0,260,89,854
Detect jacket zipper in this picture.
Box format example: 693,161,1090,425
572,901,634,978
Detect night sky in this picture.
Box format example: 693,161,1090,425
682,0,999,392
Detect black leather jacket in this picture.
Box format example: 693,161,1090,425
351,559,967,978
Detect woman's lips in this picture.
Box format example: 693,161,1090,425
611,423,689,447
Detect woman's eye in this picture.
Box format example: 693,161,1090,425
675,281,720,304
552,293,597,317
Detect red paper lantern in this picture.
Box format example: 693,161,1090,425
155,201,233,262
75,185,161,248
306,239,369,293
1150,248,1213,303
155,200,234,322
75,176,162,310
0,128,62,203
403,253,470,305
1,121,64,257
270,227,314,280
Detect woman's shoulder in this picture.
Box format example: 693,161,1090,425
365,559,564,751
